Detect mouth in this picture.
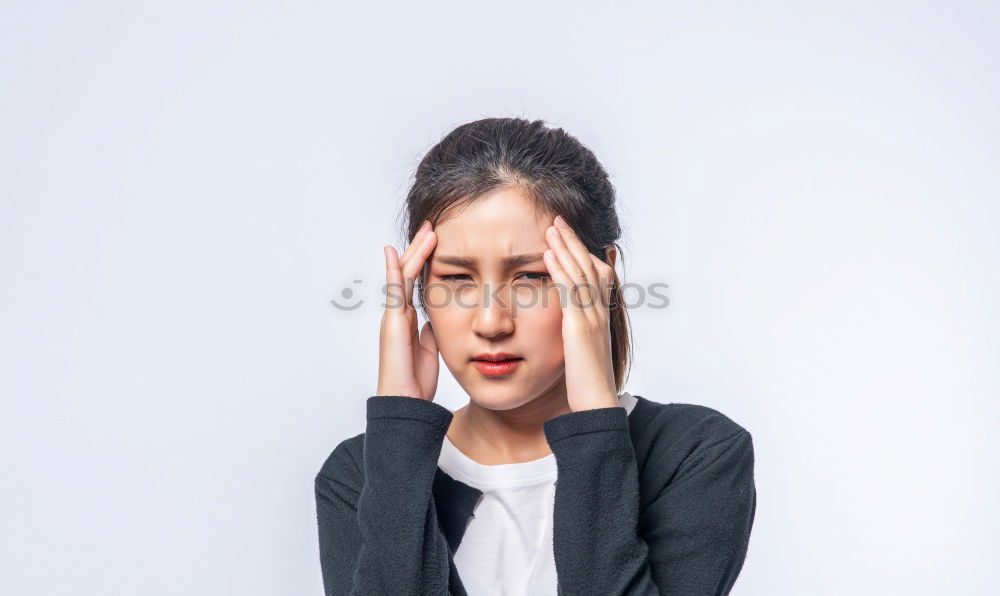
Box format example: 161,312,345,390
471,353,523,377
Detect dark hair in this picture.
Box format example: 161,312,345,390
399,117,632,392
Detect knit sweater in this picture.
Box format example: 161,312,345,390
314,394,756,595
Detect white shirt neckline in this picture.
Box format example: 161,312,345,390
439,392,638,490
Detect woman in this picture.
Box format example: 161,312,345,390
315,118,756,595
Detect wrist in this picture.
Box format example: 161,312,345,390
570,393,620,412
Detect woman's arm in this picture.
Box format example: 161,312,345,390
543,405,756,596
315,395,463,596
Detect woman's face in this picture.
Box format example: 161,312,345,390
422,186,566,411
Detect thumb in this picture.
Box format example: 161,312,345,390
418,320,438,355
415,320,440,400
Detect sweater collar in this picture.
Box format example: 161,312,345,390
432,466,483,553
430,394,650,554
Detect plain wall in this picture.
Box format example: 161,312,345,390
1,1,997,594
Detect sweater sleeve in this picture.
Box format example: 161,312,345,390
542,406,756,596
314,395,463,596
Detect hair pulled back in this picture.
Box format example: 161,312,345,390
401,117,632,392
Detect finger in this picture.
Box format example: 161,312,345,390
553,217,601,291
392,220,435,306
400,230,437,305
589,253,615,308
399,220,433,264
546,225,598,309
543,247,586,314
401,229,436,280
545,225,586,283
416,320,439,400
418,319,438,355
384,245,407,313
396,221,431,297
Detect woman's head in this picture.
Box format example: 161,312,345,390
401,117,631,410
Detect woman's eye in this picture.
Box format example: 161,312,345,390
517,272,550,282
438,273,549,283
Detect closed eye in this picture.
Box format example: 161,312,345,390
517,272,550,282
437,273,550,282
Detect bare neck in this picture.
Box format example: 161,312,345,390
445,386,573,466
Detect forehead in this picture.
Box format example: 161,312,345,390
432,187,551,259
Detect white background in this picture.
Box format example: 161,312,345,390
2,1,997,594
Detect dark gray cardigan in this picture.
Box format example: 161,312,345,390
315,394,756,595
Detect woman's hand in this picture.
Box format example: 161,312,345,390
376,220,440,401
543,215,620,412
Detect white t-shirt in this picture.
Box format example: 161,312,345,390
438,392,639,596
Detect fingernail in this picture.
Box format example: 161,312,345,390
554,215,568,228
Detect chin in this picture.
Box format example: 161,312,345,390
463,382,541,411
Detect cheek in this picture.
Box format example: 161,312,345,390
424,282,453,311
532,301,563,335
425,302,471,364
513,292,564,357
426,303,461,331
510,284,562,316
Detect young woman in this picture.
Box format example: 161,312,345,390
315,118,756,595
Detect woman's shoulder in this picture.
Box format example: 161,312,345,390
629,395,754,481
315,431,366,489
632,394,751,440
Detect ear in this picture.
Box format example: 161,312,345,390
604,245,618,269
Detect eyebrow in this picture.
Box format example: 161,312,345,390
432,253,545,268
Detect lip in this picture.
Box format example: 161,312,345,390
472,358,522,377
471,352,523,377
471,352,522,362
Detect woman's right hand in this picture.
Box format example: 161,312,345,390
375,220,440,401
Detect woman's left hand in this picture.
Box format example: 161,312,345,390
543,215,620,412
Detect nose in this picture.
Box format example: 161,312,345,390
471,283,515,339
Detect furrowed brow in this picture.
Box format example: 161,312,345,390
433,253,545,268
